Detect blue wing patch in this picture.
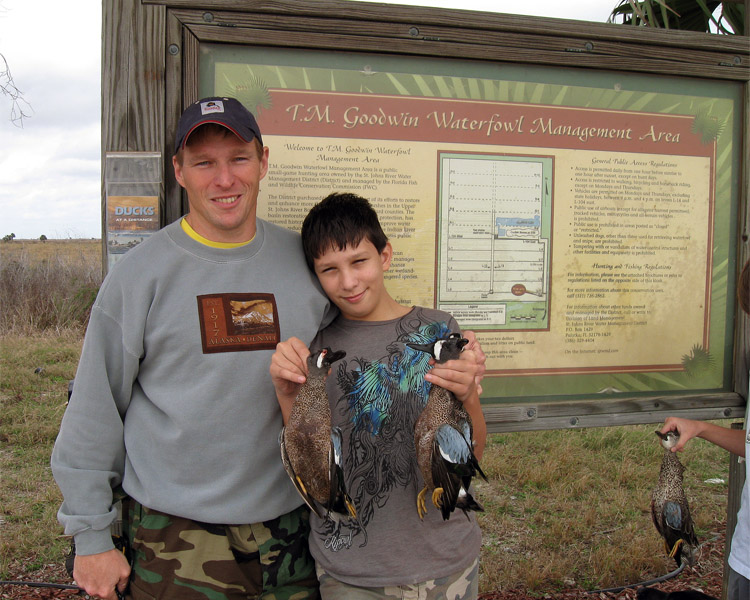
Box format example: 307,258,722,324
664,501,683,530
435,423,472,465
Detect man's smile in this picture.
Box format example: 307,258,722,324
212,194,240,204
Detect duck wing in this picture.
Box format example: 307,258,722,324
657,497,698,565
279,426,325,519
431,422,485,520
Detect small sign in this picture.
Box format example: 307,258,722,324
105,152,162,270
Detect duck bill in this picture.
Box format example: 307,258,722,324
406,342,433,354
327,350,347,364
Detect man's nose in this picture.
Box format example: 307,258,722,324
214,162,234,187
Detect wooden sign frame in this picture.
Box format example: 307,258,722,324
103,0,749,432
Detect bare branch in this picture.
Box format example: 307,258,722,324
0,52,32,127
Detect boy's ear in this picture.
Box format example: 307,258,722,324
381,242,394,272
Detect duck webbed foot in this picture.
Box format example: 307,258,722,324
668,538,684,560
417,487,428,520
432,487,445,510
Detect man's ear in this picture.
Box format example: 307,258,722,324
259,145,270,181
172,155,185,189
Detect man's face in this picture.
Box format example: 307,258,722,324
173,127,269,243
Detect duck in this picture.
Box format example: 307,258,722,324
407,333,487,520
280,347,356,522
650,430,699,566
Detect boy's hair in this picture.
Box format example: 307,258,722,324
301,192,388,271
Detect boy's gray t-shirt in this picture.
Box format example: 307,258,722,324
308,306,482,587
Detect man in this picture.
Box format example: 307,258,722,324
51,97,332,600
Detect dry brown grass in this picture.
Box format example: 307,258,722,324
475,425,731,594
0,239,102,334
0,239,736,594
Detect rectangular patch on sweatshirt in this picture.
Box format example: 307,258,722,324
197,293,280,353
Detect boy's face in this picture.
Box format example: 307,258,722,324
313,238,394,321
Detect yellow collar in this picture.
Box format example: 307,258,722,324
181,218,254,248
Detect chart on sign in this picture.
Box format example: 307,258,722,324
437,153,553,330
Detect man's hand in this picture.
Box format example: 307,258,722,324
270,337,310,423
73,548,130,600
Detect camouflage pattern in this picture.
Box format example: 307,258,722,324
124,499,319,600
315,559,478,600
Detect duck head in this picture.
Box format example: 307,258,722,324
407,333,468,364
654,430,680,451
307,347,346,376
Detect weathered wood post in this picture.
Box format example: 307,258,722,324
722,422,747,600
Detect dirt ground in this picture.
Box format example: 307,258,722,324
0,530,725,600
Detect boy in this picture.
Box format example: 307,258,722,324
271,192,485,599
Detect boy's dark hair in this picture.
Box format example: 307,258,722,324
301,192,388,271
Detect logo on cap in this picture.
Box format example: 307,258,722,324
201,100,225,115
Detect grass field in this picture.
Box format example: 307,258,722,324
0,240,738,596
0,239,101,334
0,239,101,263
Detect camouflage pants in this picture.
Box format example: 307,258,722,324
315,558,478,600
124,500,319,600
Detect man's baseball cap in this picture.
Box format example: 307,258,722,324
174,97,263,154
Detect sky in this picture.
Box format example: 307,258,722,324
0,0,615,240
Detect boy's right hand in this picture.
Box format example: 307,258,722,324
270,337,311,399
271,337,311,423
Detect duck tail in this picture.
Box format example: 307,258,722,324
456,488,484,519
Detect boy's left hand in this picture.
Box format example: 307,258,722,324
460,330,486,395
425,349,479,405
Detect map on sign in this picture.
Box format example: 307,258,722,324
437,153,553,330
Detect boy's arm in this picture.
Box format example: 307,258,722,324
270,337,310,424
463,390,487,460
425,349,487,459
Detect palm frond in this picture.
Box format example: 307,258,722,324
607,0,742,34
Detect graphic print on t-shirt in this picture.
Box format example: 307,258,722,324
316,314,453,551
197,293,280,353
